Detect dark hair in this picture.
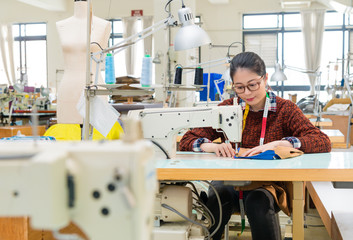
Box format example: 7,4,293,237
229,52,266,80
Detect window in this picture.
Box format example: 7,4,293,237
244,33,278,68
12,22,47,87
108,19,144,78
109,19,126,78
243,11,347,102
243,14,280,29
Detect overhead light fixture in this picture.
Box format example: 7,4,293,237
270,63,287,82
280,0,311,8
208,0,229,4
174,5,211,51
317,0,352,13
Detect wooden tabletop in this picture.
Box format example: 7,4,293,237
309,117,333,127
321,129,345,143
157,152,353,181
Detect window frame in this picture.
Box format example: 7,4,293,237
12,22,47,87
242,11,348,99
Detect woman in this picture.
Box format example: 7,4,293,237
179,52,331,240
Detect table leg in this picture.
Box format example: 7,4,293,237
292,181,304,240
0,217,28,240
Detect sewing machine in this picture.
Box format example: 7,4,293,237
0,139,156,240
153,182,207,240
127,105,243,158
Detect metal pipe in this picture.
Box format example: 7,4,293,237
83,0,92,140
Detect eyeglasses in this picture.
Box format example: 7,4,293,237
232,76,264,94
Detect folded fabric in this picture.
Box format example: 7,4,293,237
234,146,303,160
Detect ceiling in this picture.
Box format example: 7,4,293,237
15,0,353,13
16,0,67,11
207,0,229,4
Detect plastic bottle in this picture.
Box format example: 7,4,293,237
140,54,152,87
105,53,115,84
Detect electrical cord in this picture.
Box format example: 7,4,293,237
193,205,213,225
165,0,173,14
202,181,222,238
150,140,171,159
191,181,217,226
193,197,215,226
187,181,201,200
90,42,103,50
161,203,210,240
188,181,216,226
227,41,245,58
165,0,185,14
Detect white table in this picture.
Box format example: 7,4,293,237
156,152,353,240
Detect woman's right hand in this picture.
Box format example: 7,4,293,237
200,142,236,157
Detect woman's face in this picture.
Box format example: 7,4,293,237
232,68,268,110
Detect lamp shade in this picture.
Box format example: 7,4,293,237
152,52,161,64
222,68,232,83
270,63,287,82
174,7,211,51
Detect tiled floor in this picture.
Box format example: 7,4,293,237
226,208,330,239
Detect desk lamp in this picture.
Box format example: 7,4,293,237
152,52,163,64
173,1,211,51
89,0,211,86
84,0,212,139
270,63,287,82
271,63,324,123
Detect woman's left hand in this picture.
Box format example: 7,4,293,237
240,140,292,157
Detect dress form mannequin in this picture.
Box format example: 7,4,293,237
56,0,111,124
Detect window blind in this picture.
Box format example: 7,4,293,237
244,33,277,68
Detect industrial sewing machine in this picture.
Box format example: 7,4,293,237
127,104,243,158
0,138,156,240
0,104,243,240
128,104,243,239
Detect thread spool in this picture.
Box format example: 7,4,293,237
105,53,115,84
141,54,152,87
194,67,203,86
174,67,183,85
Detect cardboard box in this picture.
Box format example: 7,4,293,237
0,126,46,138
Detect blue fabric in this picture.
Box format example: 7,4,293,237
234,149,281,160
0,136,56,141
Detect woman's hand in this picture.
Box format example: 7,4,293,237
200,142,236,157
240,140,292,157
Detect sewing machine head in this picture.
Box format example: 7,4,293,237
128,105,242,158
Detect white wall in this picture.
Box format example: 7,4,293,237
0,0,155,89
0,0,330,98
195,0,281,75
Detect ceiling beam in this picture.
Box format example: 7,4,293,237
316,0,352,12
16,0,67,11
208,0,229,4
